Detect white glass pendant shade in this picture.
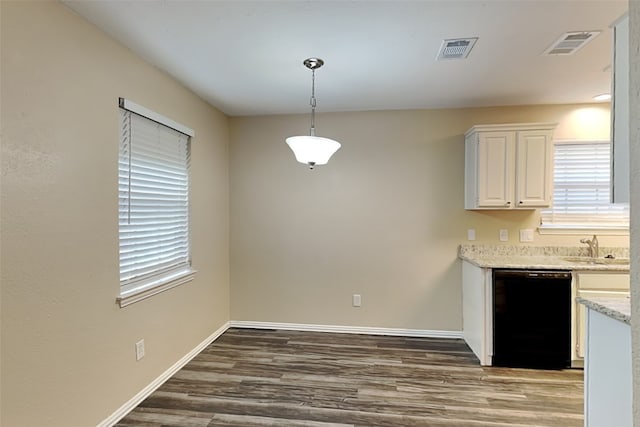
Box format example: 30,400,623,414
286,135,341,167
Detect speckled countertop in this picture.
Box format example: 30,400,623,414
577,297,631,325
459,244,630,272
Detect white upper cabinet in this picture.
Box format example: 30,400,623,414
612,14,629,203
465,123,556,210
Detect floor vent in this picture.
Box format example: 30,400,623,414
543,31,601,55
436,38,478,60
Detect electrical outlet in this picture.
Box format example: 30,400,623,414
352,294,361,307
519,229,534,242
467,229,476,241
499,229,508,242
135,339,145,361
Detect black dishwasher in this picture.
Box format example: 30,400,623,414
493,269,572,369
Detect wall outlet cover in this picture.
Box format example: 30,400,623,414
135,339,145,361
499,229,508,241
467,229,476,241
352,294,362,307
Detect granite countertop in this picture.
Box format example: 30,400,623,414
577,296,631,324
459,244,630,272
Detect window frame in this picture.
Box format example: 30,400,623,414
117,98,196,307
538,139,629,236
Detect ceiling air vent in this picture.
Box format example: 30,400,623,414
436,38,478,60
543,31,601,56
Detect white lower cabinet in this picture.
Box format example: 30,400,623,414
461,261,493,365
573,271,629,361
584,309,632,427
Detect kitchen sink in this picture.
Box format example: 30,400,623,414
562,256,630,266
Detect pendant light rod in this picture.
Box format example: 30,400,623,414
304,58,323,136
310,68,316,136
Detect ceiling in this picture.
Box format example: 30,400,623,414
62,0,628,117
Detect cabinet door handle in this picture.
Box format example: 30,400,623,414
506,201,511,206
519,201,523,204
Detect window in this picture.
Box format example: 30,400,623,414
117,98,195,307
539,140,629,234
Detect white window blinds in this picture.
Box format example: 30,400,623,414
540,141,629,229
118,102,194,301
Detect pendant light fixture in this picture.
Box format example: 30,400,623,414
286,58,341,169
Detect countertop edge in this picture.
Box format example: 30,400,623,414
458,255,482,268
458,254,630,272
577,297,631,325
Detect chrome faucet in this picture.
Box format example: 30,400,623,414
580,235,599,259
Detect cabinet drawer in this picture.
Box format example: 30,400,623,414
577,272,630,291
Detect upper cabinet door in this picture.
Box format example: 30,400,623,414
477,132,515,208
516,130,553,207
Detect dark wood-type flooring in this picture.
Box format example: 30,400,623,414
116,328,583,427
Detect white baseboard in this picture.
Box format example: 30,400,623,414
98,322,230,427
227,320,463,339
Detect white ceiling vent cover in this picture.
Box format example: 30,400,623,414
543,31,601,55
436,38,478,60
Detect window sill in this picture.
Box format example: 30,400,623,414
117,269,196,308
538,225,629,236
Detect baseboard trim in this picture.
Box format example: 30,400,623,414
227,320,463,339
97,321,230,427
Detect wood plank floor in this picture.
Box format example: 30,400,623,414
116,328,583,427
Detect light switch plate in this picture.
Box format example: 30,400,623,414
467,229,476,241
519,229,534,242
499,229,508,242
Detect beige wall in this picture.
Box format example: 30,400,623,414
0,2,229,426
230,104,627,331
